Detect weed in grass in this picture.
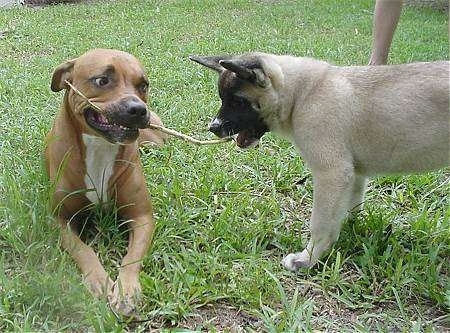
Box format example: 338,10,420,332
258,269,314,332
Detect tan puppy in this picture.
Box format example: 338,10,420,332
191,53,449,271
46,49,167,315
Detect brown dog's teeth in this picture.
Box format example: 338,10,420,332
94,112,109,125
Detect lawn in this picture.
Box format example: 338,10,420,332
0,0,449,331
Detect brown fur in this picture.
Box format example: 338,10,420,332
45,49,167,316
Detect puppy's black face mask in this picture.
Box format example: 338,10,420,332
189,55,269,149
210,71,268,148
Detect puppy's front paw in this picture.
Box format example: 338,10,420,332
109,274,142,317
282,250,315,271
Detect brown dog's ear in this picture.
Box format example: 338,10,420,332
189,55,230,73
219,58,267,88
51,59,77,92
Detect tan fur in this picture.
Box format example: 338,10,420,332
45,49,167,315
201,53,449,270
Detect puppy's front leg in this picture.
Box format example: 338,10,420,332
109,214,154,316
282,165,355,271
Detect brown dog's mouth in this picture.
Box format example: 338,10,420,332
84,108,139,143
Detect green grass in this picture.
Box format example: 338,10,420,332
0,0,449,331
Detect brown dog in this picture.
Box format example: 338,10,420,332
45,49,167,316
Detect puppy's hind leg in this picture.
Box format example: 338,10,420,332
282,165,355,271
348,174,367,219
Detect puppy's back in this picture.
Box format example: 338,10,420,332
343,61,449,175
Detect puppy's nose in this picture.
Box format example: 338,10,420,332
209,118,223,136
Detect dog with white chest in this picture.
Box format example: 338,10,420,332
190,53,449,271
45,49,167,316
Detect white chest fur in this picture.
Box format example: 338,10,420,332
82,134,120,204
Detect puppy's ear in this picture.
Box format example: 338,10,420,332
189,55,230,73
219,58,267,88
51,58,77,92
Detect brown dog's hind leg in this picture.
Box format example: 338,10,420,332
138,111,169,147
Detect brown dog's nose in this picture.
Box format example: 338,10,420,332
125,98,148,126
111,97,149,129
127,100,148,118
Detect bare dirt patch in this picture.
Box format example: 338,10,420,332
176,303,263,332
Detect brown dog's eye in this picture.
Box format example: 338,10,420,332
138,82,148,94
93,76,110,87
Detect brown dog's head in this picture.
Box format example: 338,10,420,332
190,54,272,149
51,49,151,144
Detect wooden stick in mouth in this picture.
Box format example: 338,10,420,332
64,80,233,146
144,123,233,145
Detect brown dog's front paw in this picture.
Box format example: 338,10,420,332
83,272,114,298
108,275,142,317
109,294,139,318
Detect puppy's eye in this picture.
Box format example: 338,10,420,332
93,76,110,87
253,102,261,111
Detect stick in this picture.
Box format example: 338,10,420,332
147,123,232,145
64,80,232,146
65,80,103,113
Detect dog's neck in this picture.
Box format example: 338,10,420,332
56,93,139,204
285,56,330,109
82,134,120,204
269,56,331,138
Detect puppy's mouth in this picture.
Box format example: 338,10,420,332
84,108,139,143
235,129,263,149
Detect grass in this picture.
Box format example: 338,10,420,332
0,0,448,331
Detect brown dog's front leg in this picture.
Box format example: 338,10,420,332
109,215,155,316
58,217,113,297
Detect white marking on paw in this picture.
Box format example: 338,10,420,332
282,250,314,271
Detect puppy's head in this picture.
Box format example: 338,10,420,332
51,49,151,144
190,54,276,149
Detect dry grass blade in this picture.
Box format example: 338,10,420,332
64,80,233,146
